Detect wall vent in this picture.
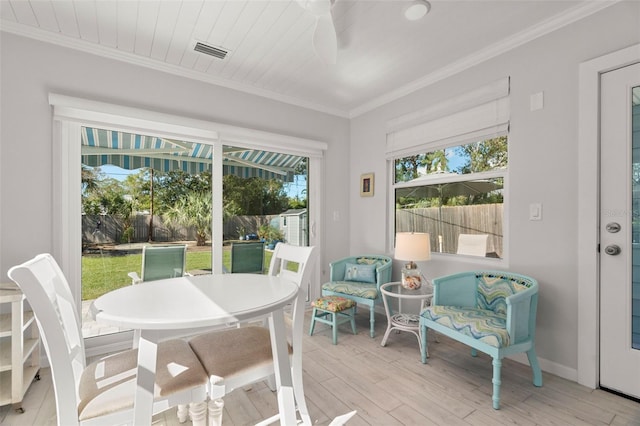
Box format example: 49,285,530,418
193,42,229,60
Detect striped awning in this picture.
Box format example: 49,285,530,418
81,127,302,181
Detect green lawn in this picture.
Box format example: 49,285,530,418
81,250,272,300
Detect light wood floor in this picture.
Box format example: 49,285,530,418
2,310,639,426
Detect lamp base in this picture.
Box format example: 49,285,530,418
401,267,423,290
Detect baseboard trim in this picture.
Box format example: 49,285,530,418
508,352,579,383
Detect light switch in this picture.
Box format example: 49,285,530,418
529,203,542,221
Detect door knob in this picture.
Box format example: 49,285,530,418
604,245,621,256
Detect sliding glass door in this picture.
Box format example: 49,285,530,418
78,128,310,338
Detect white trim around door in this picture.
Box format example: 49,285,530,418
577,43,640,389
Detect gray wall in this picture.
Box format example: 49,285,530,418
0,32,351,284
349,2,640,376
1,1,639,382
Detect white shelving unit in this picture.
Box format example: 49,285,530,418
0,283,40,412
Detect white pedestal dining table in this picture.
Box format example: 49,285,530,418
90,273,300,426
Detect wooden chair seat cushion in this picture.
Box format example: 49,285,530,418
188,326,292,384
421,306,509,348
321,281,378,299
78,338,208,420
311,296,356,312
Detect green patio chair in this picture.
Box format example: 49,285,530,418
229,241,265,273
128,245,188,284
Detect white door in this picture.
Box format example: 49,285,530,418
600,62,640,399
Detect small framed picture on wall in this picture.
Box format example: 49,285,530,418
360,173,374,197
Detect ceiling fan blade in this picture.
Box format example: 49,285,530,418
313,15,337,65
298,0,331,16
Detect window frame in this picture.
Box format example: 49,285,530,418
385,78,511,263
387,140,509,264
50,94,326,355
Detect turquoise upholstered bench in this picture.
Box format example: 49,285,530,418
321,255,392,338
420,270,542,409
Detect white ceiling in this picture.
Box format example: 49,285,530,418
0,0,617,117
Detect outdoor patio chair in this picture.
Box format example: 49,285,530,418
229,241,265,273
128,244,188,284
7,253,209,426
456,233,488,257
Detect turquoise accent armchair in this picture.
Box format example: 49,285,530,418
419,270,542,409
321,255,393,338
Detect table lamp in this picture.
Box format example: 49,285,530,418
395,232,431,290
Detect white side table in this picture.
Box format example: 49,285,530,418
380,281,433,355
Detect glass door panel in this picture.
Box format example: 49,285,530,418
80,127,213,337
222,145,308,273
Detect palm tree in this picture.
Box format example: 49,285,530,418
164,192,212,246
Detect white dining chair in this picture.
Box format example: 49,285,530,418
186,243,318,425
7,253,209,426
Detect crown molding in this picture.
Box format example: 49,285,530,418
1,0,620,120
349,0,621,118
0,20,351,119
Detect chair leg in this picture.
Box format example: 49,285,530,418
420,325,428,363
189,401,207,426
471,348,478,357
208,398,224,426
332,312,338,345
309,308,317,336
177,403,189,423
369,305,375,338
526,348,543,387
265,373,277,391
349,307,357,335
292,361,312,425
491,358,502,409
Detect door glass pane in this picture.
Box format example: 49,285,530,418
80,133,310,338
632,86,640,350
222,145,308,273
80,128,213,338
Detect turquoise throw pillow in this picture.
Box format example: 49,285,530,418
344,262,376,283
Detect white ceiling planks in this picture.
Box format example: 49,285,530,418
0,0,613,117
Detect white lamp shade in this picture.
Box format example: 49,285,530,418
395,232,431,262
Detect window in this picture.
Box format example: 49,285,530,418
393,137,506,257
51,94,326,349
80,130,310,337
386,77,510,259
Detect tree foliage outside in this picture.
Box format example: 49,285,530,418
82,171,134,239
395,137,507,209
395,137,507,183
81,166,303,244
154,170,212,215
164,192,212,246
223,175,289,216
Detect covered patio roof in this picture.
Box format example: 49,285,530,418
81,127,303,181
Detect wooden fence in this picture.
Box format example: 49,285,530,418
396,204,503,257
82,214,276,245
